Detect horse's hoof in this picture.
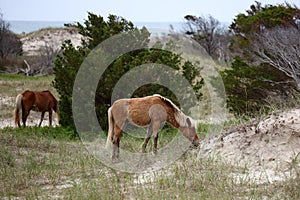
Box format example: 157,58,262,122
112,158,121,163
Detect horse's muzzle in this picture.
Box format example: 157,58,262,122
191,139,200,148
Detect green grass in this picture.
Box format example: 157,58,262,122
0,74,55,94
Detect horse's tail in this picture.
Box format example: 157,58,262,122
14,94,23,127
105,107,114,149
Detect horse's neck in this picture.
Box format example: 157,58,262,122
166,112,183,129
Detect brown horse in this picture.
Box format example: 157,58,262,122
106,94,200,160
14,90,59,127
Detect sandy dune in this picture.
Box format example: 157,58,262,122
21,27,83,56
199,108,300,183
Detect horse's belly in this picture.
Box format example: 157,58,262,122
131,119,150,127
128,110,151,127
32,105,47,112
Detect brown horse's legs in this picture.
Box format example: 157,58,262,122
22,110,30,127
112,125,122,160
17,119,21,127
142,124,153,152
153,134,158,154
48,110,53,126
112,138,120,160
38,112,45,127
152,122,161,154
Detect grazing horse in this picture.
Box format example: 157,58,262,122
14,90,59,127
106,94,200,160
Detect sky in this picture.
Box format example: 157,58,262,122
1,0,299,23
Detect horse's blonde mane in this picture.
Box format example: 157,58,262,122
153,94,191,127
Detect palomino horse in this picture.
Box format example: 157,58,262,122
15,90,59,127
106,94,200,160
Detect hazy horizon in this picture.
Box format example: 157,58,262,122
2,0,296,23
7,20,231,34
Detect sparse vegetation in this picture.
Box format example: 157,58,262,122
1,126,299,199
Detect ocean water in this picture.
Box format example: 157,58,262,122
8,20,185,34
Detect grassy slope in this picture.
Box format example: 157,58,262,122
0,74,56,96
0,74,299,199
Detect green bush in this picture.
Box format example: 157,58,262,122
53,13,203,131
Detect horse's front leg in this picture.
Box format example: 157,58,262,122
153,133,159,154
39,111,45,127
152,121,161,154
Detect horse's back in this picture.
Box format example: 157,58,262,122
22,90,34,97
111,96,170,126
39,90,57,101
37,91,57,109
128,95,173,112
21,90,57,112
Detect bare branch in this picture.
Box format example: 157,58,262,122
251,26,300,88
184,14,231,61
0,13,22,59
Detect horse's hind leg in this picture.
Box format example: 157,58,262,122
39,112,45,127
112,125,122,160
17,120,21,127
22,110,30,127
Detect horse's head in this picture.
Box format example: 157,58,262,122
180,118,200,148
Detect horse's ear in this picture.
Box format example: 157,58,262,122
186,118,192,127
